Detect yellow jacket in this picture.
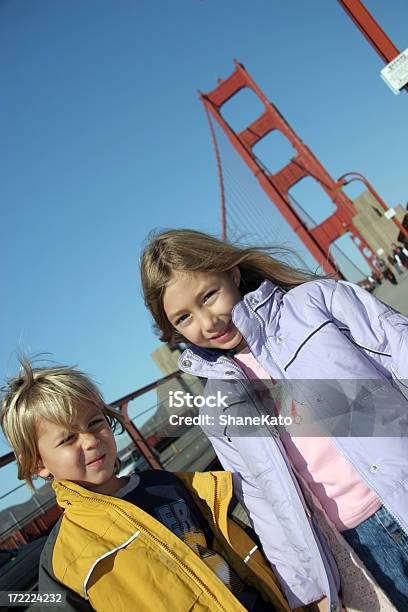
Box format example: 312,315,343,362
39,471,292,611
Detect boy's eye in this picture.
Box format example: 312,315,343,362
89,417,105,428
59,433,75,445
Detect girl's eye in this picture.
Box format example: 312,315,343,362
203,290,217,303
175,313,189,326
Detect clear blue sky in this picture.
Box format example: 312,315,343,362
1,0,408,503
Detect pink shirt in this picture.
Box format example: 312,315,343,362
233,347,381,531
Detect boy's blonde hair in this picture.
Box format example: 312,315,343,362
140,228,322,344
0,359,123,488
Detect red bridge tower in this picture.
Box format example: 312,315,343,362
200,61,376,277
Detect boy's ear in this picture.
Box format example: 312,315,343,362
232,266,241,287
37,466,52,479
33,456,52,479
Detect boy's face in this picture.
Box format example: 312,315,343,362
36,402,120,495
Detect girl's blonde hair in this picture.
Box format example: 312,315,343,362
140,228,322,344
0,359,123,488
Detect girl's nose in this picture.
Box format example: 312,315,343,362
200,309,221,332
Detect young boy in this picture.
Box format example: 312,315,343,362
0,360,291,612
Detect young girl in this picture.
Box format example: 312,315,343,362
141,229,408,611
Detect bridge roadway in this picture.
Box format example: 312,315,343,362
157,272,408,473
373,269,408,315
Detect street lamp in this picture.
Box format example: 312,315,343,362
335,172,408,242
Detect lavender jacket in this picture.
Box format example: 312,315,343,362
178,279,408,609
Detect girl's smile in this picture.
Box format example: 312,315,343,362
210,321,235,341
163,269,246,351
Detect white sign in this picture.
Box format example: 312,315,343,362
380,48,408,94
384,208,396,220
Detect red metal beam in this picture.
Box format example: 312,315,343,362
337,0,400,63
110,370,182,408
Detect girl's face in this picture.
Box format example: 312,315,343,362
36,402,121,495
163,269,245,350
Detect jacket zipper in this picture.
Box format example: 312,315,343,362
245,304,285,376
59,484,228,611
213,345,334,601
264,435,333,603
187,328,333,597
215,355,280,438
234,304,336,601
218,356,245,376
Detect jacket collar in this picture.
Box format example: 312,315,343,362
239,279,281,312
53,471,233,533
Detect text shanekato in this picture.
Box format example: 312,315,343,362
169,414,293,427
